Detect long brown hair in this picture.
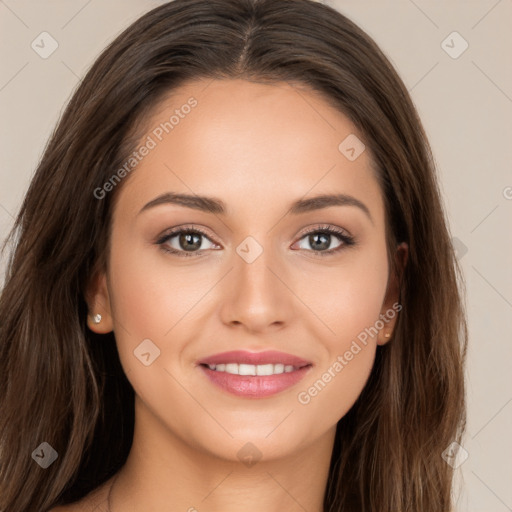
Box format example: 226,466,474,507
0,1,467,510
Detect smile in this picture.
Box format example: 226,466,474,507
204,363,302,376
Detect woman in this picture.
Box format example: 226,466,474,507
0,0,467,511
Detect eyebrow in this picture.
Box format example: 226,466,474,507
139,192,373,223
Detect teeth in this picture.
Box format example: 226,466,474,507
206,363,300,375
226,363,238,374
239,364,255,375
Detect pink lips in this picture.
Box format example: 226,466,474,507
197,350,313,398
198,350,311,368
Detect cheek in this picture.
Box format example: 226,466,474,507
108,237,205,338
296,341,376,431
296,270,388,423
296,241,389,348
107,245,206,417
294,244,388,419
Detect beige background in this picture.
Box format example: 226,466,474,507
1,1,511,510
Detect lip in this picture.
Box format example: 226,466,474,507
197,350,313,398
197,350,312,367
199,365,312,398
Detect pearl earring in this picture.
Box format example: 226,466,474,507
92,313,102,324
384,332,391,338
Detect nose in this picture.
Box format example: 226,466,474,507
218,242,294,333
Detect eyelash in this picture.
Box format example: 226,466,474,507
156,224,356,258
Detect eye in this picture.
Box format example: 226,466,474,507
293,225,355,256
156,224,355,258
156,226,219,257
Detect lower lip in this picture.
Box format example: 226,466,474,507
199,364,312,398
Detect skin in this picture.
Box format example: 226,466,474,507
60,78,407,512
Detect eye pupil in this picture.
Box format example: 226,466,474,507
310,233,330,251
180,232,202,251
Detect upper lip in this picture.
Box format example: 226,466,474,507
198,350,312,368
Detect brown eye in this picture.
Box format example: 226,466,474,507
157,227,218,257
294,225,355,256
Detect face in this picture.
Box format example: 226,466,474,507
87,78,403,463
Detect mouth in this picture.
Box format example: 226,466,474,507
197,350,313,398
200,362,308,375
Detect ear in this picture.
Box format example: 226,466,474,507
84,271,114,334
377,242,408,346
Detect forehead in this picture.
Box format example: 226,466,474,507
115,78,384,223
